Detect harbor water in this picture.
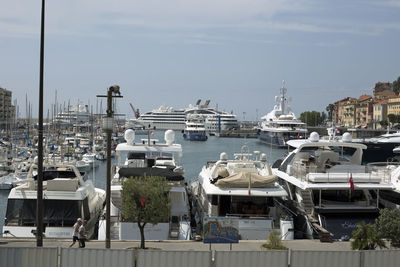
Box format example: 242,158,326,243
0,131,287,237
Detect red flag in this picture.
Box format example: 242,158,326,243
349,174,354,192
151,132,154,136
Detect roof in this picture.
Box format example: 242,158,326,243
286,139,367,150
116,142,182,153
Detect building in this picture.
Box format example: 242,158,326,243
355,95,373,128
373,100,388,129
335,97,357,127
0,87,16,130
373,82,395,98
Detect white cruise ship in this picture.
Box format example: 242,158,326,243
259,81,307,147
136,100,240,133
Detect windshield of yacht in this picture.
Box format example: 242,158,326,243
5,199,87,227
298,146,357,163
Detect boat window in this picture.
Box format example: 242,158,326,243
328,146,357,162
313,190,365,204
5,199,82,227
278,152,295,172
83,197,90,221
33,170,78,181
127,152,146,160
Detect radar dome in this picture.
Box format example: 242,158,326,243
165,130,175,145
342,132,352,142
220,152,228,160
124,129,135,145
309,132,320,142
260,153,267,162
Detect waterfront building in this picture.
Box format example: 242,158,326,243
373,100,388,129
0,87,16,130
334,97,357,127
355,94,373,128
387,96,400,117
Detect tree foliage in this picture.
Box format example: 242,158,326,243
379,120,389,128
393,76,400,95
387,114,400,126
122,176,170,249
325,104,335,122
351,221,386,250
262,230,287,250
375,208,400,248
299,111,324,126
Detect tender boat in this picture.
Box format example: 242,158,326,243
189,146,294,240
272,132,395,240
3,163,105,238
97,129,191,240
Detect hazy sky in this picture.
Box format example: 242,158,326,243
1,0,399,120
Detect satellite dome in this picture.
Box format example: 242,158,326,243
124,129,135,145
220,152,228,160
309,132,320,142
342,132,352,142
165,130,175,145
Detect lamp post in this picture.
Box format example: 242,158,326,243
36,0,46,247
97,85,123,248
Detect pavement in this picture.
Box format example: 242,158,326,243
0,238,351,251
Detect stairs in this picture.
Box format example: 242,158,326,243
300,190,314,214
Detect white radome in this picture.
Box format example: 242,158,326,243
124,129,135,145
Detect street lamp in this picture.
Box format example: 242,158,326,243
97,85,123,248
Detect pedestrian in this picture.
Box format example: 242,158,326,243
78,219,87,248
69,218,82,248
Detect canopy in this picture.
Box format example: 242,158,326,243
215,172,277,188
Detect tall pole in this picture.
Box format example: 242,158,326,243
105,89,112,248
98,85,122,249
37,0,45,247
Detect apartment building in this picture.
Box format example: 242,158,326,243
0,87,16,129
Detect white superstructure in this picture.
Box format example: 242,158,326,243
98,129,191,240
189,146,293,240
272,132,395,240
3,163,105,239
259,81,307,147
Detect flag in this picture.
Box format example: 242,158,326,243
151,132,154,136
349,174,355,192
248,174,251,196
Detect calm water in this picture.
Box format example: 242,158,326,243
0,131,287,237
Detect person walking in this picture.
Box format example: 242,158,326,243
69,218,82,248
78,219,87,248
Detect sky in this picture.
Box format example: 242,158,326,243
1,0,400,121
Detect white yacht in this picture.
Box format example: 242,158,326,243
82,153,99,169
136,100,240,132
189,146,294,240
272,132,395,240
259,81,307,147
3,163,105,238
98,129,191,240
183,114,208,141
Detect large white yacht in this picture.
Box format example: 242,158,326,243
259,81,307,147
272,132,395,240
189,146,294,240
3,163,106,238
98,129,191,240
136,100,240,133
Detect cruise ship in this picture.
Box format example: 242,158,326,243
136,100,240,133
259,81,307,147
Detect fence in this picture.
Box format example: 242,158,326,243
1,247,400,267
